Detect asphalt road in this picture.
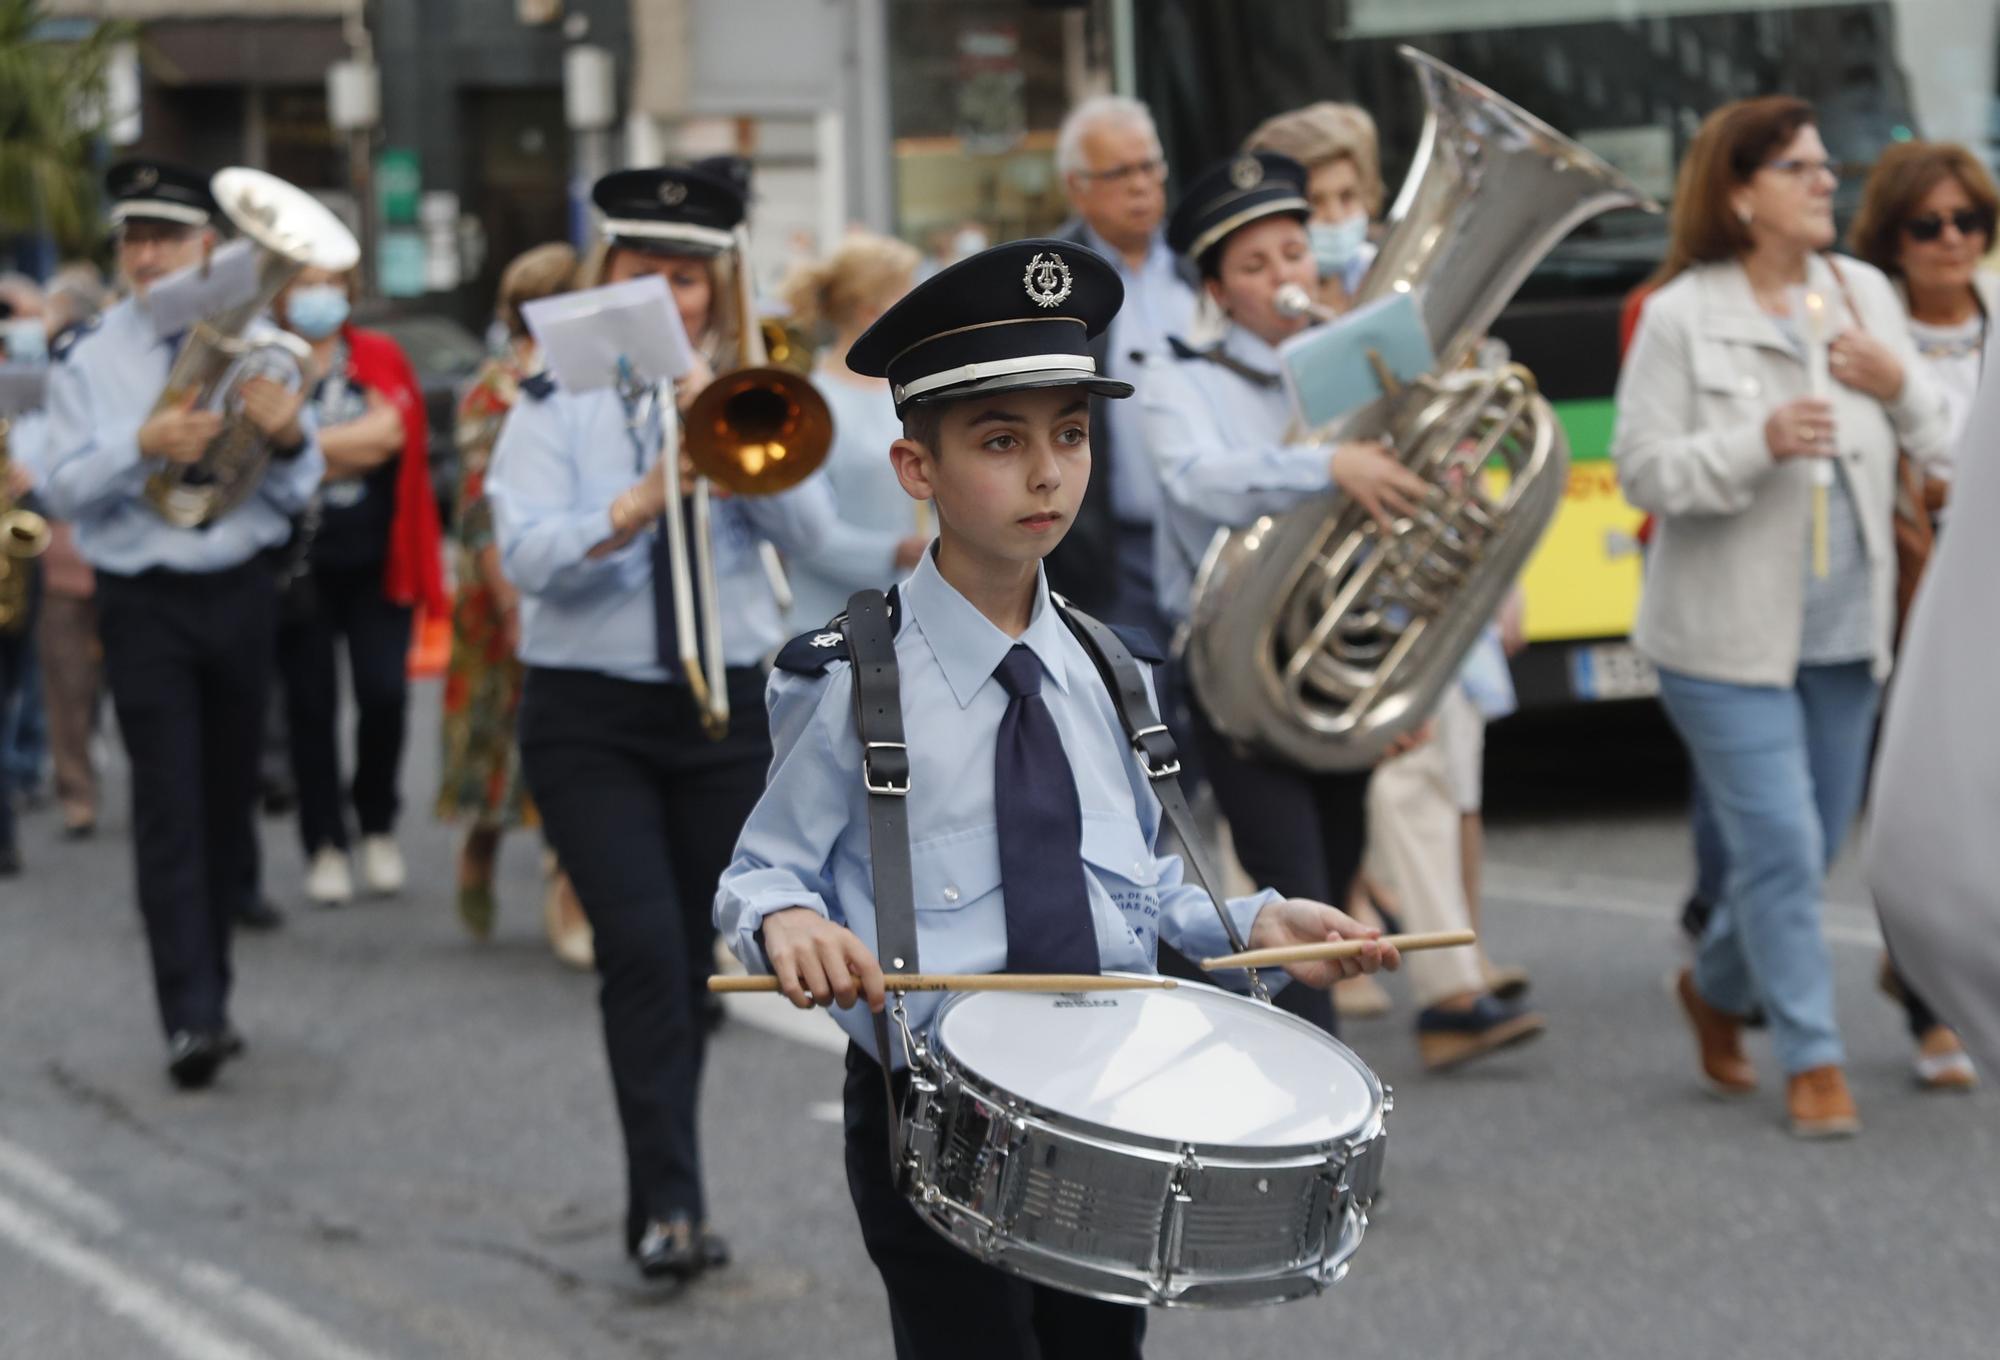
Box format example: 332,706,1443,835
2,687,1993,1360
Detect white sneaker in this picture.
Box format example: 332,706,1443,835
360,835,406,897
306,847,354,906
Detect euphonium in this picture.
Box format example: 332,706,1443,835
0,418,50,636
1185,47,1658,770
144,167,360,528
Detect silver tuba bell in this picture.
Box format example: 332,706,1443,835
1185,47,1658,770
144,167,360,528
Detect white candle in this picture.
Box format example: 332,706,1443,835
1802,289,1830,399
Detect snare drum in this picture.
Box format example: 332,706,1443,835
896,976,1388,1308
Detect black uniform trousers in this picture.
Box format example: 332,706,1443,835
844,1046,1147,1360
277,561,413,854
1176,676,1370,1036
518,663,769,1244
97,561,276,1036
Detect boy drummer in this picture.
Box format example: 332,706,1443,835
714,239,1397,1359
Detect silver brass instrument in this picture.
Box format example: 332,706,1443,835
0,416,50,635
665,227,833,738
144,167,360,528
1186,47,1657,770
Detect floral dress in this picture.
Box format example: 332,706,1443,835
435,348,537,830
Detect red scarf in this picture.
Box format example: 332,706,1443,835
343,323,447,616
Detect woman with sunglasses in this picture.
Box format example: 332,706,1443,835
1845,141,1998,1092
1613,98,1951,1138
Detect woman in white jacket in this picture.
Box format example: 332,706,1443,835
1613,97,1950,1138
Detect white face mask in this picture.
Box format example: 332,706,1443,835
1309,215,1369,277
2,318,47,364
950,227,990,262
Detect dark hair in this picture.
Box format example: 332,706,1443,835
901,403,943,451
1849,140,2000,277
1650,95,1818,288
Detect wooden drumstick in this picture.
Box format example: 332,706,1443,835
1199,930,1477,972
709,973,1177,995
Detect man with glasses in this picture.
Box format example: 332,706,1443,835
1048,95,1198,633
39,160,322,1090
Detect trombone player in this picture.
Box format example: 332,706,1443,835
39,160,325,1090
487,162,834,1284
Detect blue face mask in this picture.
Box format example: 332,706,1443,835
286,285,350,341
2,319,47,365
1309,216,1369,278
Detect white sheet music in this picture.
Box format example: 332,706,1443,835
522,276,696,394
143,239,262,339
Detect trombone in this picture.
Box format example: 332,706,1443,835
662,226,833,738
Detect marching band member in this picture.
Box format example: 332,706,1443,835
487,163,835,1283
39,160,323,1089
714,239,1396,1360
1139,154,1539,1056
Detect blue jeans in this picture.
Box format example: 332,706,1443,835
1655,662,1880,1075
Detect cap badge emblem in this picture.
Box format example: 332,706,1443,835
811,632,843,648
1230,157,1263,190
658,180,688,206
133,165,159,190
1023,251,1073,309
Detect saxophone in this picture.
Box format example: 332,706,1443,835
1184,48,1658,770
0,417,50,635
143,167,359,528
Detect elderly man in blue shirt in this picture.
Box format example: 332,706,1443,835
39,160,323,1090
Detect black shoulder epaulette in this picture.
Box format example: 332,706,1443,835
519,371,557,401
773,586,903,677
49,317,98,364
1106,621,1168,665
1050,593,1168,666
1165,334,1282,391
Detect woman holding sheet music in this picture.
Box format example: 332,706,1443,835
486,163,834,1284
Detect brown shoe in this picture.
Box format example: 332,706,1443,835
1915,1026,1978,1093
1787,1065,1860,1138
1674,969,1756,1096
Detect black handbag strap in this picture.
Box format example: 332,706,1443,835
1054,601,1269,1001
841,588,915,1169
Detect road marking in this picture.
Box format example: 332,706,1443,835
0,1187,272,1360
0,1132,389,1360
1484,862,1883,947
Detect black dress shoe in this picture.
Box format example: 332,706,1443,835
167,1031,225,1090
235,898,284,932
0,844,20,877
633,1215,730,1281
62,819,96,841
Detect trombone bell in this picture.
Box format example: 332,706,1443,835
683,366,832,495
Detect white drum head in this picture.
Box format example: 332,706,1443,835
931,981,1377,1148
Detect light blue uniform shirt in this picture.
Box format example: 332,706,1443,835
714,548,1282,1066
781,365,916,630
487,381,836,682
1139,323,1334,622
1083,225,1198,528
39,297,323,573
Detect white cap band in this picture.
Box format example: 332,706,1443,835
894,353,1099,404
600,218,734,252
110,200,211,228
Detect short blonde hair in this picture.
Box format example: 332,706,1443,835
1244,102,1385,215
496,242,578,339
778,231,920,333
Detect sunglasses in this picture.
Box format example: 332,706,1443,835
1903,208,1993,242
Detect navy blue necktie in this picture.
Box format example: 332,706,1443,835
993,645,1101,975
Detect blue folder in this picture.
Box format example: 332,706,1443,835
1278,290,1435,431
